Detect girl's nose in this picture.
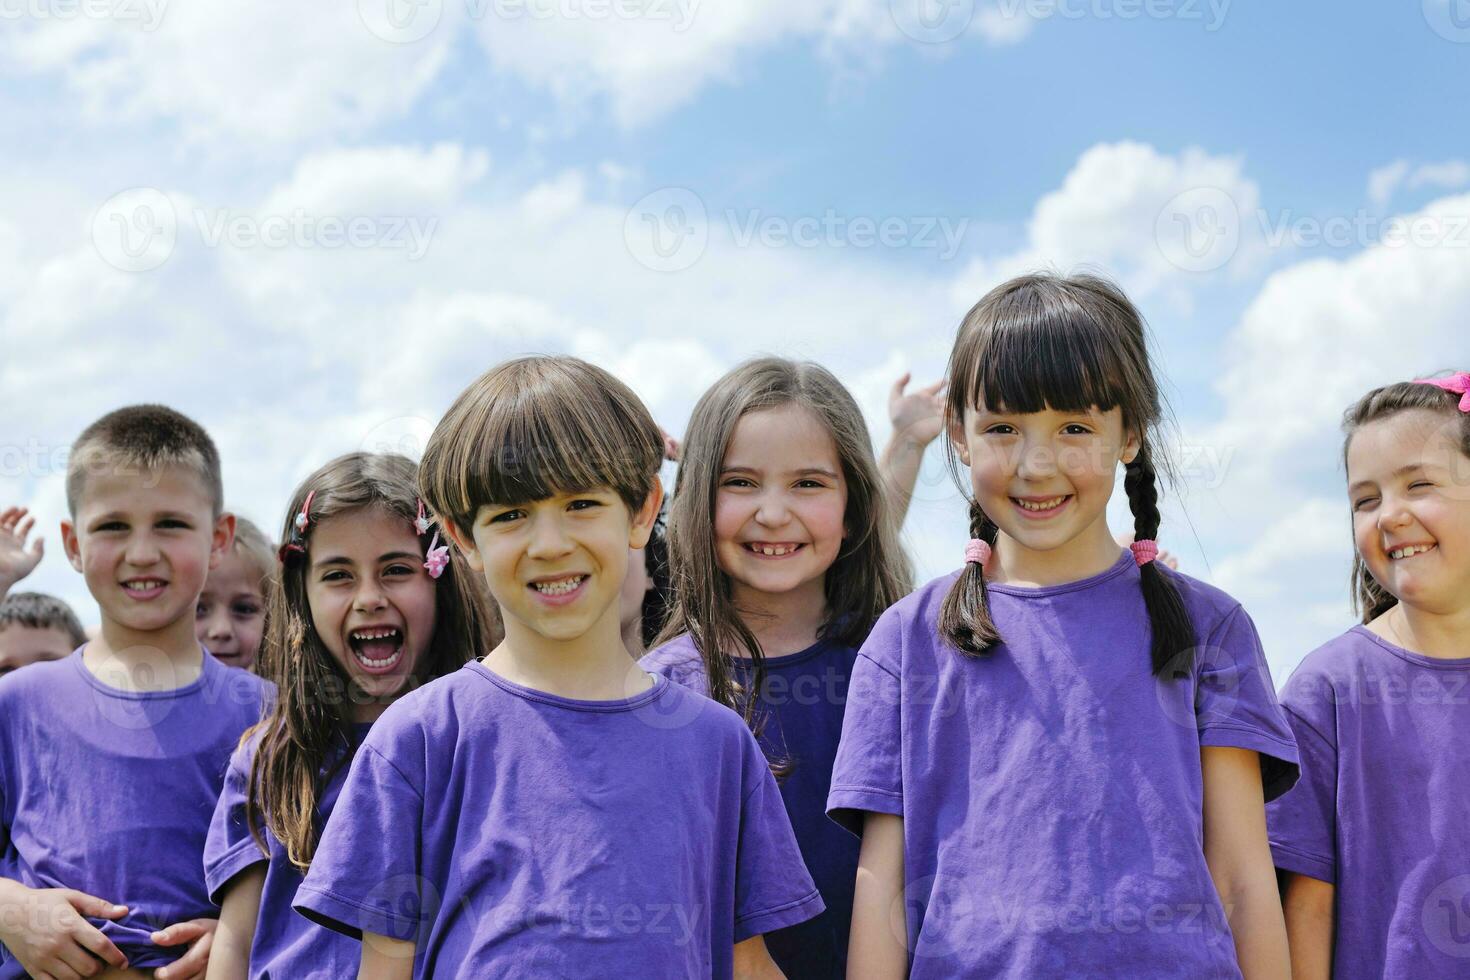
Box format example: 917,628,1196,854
1016,442,1058,479
205,612,234,641
353,581,388,612
1377,497,1414,532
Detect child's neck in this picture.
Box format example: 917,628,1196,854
83,613,204,692
1369,599,1470,661
730,575,827,659
489,601,653,701
988,517,1123,588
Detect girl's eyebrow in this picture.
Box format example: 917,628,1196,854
313,550,420,569
722,465,840,478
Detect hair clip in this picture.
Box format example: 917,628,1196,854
1414,371,1470,413
414,498,433,535
964,538,992,569
277,490,316,563
423,531,450,579
1130,539,1159,567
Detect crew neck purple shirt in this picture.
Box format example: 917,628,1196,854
641,634,859,979
294,661,823,978
827,554,1299,978
204,722,374,979
1267,625,1470,977
0,647,268,977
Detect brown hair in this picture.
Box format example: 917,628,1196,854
228,515,276,595
245,452,493,870
0,592,87,649
1342,376,1470,622
656,357,913,728
67,404,224,517
418,356,664,542
939,272,1196,676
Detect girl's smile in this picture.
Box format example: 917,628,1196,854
306,506,438,712
715,404,848,601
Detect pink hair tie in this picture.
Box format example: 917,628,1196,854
423,532,450,580
964,538,991,569
1130,539,1159,567
1414,371,1470,413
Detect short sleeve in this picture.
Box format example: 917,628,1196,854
292,734,427,943
826,606,905,836
203,737,269,904
732,734,825,943
1265,701,1337,884
1194,606,1300,802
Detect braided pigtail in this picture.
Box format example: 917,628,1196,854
939,499,1003,656
1124,443,1196,676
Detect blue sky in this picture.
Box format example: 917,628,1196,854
1,0,1466,679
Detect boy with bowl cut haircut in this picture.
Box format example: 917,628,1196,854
297,357,822,979
0,405,270,980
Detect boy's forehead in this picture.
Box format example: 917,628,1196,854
75,462,215,516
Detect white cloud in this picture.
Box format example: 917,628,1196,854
951,142,1266,314
1367,160,1410,209
1367,159,1470,208
3,1,1041,146
3,3,453,150
1407,160,1470,192
1186,190,1470,672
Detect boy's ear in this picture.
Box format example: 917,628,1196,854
60,519,83,573
439,518,484,573
628,479,665,551
208,513,237,571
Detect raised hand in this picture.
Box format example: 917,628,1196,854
0,506,45,598
888,373,946,450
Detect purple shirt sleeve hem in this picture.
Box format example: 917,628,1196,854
1197,725,1301,802
293,885,417,943
204,839,268,905
826,787,903,837
733,890,826,944
1269,843,1335,885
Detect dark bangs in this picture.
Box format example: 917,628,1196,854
948,273,1157,429
420,356,663,535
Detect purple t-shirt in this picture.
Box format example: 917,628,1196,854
641,634,858,979
0,648,268,977
204,722,373,979
294,661,823,978
827,554,1299,978
1267,625,1470,976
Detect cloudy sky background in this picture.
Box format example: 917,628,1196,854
2,0,1467,681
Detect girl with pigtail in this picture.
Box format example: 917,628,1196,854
202,452,492,980
828,273,1300,979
